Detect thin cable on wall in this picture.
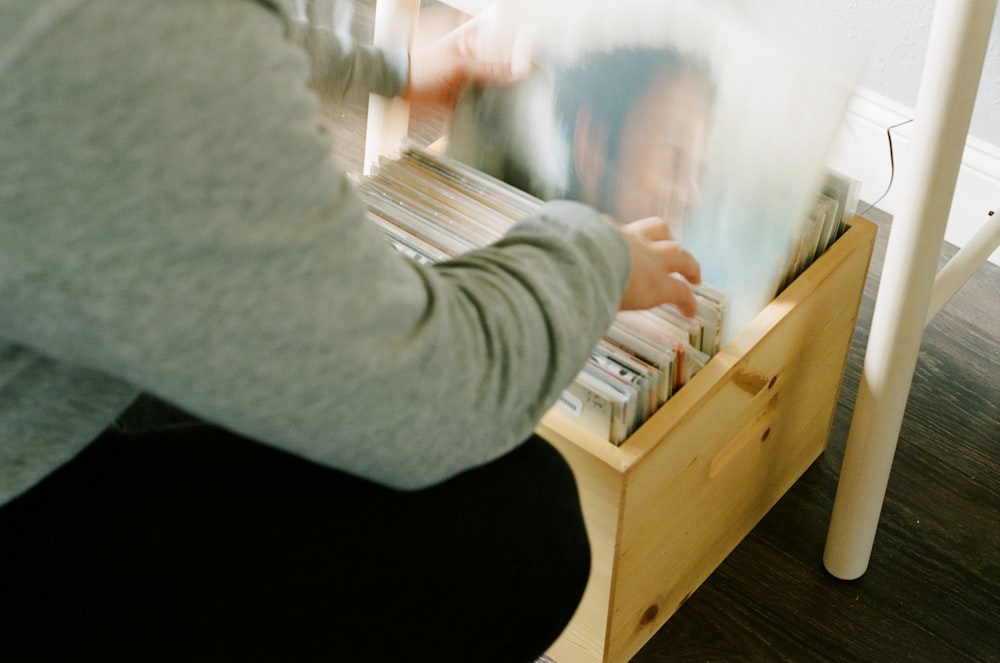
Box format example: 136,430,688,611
857,118,914,217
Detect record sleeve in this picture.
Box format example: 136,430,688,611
446,0,860,344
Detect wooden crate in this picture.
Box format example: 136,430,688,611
538,216,877,663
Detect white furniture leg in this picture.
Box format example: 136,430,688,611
823,0,998,581
926,209,1000,324
363,0,420,175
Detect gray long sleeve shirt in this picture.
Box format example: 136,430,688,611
0,0,630,503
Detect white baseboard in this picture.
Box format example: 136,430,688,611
825,87,1000,266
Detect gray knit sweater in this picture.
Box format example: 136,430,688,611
0,0,630,503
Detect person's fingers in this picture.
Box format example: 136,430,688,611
404,15,534,111
659,275,698,318
618,228,701,314
622,216,674,243
652,240,701,286
450,19,533,84
643,243,698,316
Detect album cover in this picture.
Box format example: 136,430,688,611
445,0,860,344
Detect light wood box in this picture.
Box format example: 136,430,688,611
538,216,877,663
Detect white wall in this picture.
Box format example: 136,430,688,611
763,0,999,146
761,0,1000,265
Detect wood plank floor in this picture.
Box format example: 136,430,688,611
325,6,998,660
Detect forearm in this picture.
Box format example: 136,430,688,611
1,0,629,490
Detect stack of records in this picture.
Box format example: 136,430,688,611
353,146,728,445
777,170,859,291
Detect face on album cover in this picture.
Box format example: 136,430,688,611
445,0,859,343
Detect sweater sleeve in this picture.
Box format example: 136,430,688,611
0,0,630,490
273,0,408,100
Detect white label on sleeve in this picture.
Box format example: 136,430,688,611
557,390,583,417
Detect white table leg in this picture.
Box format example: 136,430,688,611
926,209,1000,324
823,0,998,580
363,0,420,175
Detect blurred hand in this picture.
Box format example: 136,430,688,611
402,11,532,111
617,216,701,315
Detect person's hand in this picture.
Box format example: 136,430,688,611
402,11,532,111
617,216,701,315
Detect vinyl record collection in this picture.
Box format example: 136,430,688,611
777,171,860,292
353,146,728,445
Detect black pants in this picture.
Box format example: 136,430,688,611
0,426,590,662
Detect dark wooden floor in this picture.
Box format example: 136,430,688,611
327,5,999,661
